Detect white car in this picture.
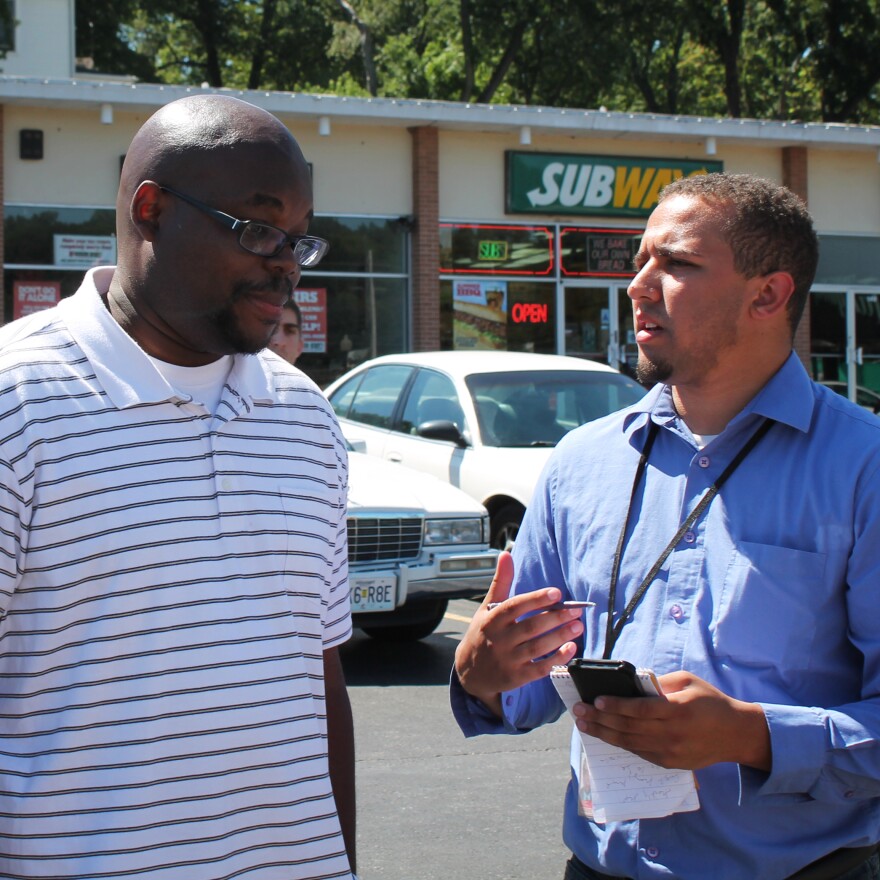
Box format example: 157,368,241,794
346,449,497,640
327,351,646,548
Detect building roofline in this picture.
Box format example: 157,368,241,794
2,74,880,150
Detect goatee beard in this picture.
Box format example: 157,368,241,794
635,353,672,387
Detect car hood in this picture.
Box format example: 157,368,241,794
348,451,488,516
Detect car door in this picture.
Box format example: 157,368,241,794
328,364,415,454
380,368,470,488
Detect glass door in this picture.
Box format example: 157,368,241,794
561,282,633,373
854,291,880,412
810,289,880,413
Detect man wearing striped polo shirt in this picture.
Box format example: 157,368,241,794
0,95,357,879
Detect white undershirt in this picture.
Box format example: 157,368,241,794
147,354,233,414
691,432,719,449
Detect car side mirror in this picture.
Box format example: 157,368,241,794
418,419,468,447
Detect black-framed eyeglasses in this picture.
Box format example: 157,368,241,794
159,185,329,267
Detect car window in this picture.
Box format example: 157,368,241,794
400,370,465,435
343,365,413,429
466,370,644,447
327,372,364,419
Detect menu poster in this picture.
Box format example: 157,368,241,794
453,280,508,351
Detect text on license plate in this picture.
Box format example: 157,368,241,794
350,576,396,612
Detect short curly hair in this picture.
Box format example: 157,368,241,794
659,173,818,334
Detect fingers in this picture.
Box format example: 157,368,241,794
481,550,516,607
455,551,585,708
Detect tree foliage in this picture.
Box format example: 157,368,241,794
75,0,880,124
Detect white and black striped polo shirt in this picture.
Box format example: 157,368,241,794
0,268,353,879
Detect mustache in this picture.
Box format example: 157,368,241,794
231,276,293,302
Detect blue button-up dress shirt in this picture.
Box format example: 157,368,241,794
452,353,880,879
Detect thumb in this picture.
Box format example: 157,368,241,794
482,550,515,606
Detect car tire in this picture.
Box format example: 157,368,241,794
359,599,449,642
490,503,524,551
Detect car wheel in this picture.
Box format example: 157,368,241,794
359,599,449,642
490,503,524,551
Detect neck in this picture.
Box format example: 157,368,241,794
671,350,791,435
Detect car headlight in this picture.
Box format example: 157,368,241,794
424,517,485,545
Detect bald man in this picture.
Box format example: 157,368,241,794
0,96,357,879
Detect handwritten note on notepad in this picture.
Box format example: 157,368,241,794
551,666,699,823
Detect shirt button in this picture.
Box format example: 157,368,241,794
505,695,513,706
845,790,855,799
221,478,233,490
683,531,696,544
646,846,660,859
670,604,684,621
698,455,710,468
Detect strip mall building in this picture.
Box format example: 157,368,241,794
3,0,880,402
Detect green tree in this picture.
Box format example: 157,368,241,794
73,0,880,125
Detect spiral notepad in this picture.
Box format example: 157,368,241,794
550,665,700,823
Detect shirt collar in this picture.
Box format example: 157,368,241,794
60,267,276,411
623,351,815,442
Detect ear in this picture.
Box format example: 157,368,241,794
129,180,164,242
748,271,795,321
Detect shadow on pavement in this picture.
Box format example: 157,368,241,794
339,625,460,687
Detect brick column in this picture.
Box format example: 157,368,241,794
782,146,810,370
409,125,439,351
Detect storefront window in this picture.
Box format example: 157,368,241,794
296,276,408,388
816,236,880,286
560,227,642,278
440,279,555,353
308,216,407,274
3,204,117,321
440,223,553,276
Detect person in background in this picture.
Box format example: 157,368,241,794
270,296,305,365
0,94,358,879
452,173,880,880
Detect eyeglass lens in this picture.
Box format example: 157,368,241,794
239,223,327,266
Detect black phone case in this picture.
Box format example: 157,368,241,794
567,658,644,704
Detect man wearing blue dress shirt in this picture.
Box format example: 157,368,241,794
452,173,880,880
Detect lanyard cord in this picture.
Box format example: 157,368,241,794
602,417,775,659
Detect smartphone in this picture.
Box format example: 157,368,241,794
567,658,646,704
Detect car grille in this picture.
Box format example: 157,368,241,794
348,516,424,564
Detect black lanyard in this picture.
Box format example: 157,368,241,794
602,417,775,659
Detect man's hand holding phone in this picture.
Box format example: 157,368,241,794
454,551,586,718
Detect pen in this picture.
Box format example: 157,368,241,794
487,600,595,610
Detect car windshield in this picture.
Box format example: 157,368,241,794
466,370,645,448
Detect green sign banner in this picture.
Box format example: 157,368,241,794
506,151,723,218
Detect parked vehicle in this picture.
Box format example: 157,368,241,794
820,381,880,414
327,351,645,548
346,449,497,640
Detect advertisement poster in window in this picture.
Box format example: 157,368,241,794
13,281,60,320
294,288,327,354
53,235,117,268
453,281,508,350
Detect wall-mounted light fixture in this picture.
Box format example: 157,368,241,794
100,103,114,125
318,116,331,137
705,136,717,156
519,125,532,146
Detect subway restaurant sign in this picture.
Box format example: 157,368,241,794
506,151,723,218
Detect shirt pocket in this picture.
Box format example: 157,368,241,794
712,541,826,672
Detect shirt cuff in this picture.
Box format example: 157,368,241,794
449,668,525,737
741,702,826,799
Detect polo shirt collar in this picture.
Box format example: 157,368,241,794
60,267,275,411
624,351,815,443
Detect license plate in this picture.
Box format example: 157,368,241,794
349,576,396,612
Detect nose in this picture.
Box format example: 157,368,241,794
627,260,660,303
266,242,303,281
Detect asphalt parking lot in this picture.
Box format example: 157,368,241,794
341,598,573,880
